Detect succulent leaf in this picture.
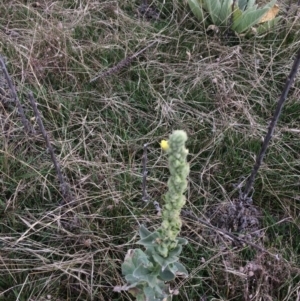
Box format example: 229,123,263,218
188,0,205,22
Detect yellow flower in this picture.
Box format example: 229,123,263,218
160,140,169,151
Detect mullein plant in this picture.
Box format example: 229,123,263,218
115,130,189,301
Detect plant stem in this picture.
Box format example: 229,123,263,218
28,91,73,204
0,55,33,134
242,48,300,201
142,143,149,202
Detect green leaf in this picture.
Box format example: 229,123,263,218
122,249,140,276
218,0,233,26
246,0,256,9
176,237,188,245
122,261,135,276
144,285,167,301
232,7,269,33
174,262,189,277
139,225,152,239
205,0,223,25
122,249,152,279
188,0,205,22
168,244,183,257
133,250,149,266
125,274,139,284
138,252,152,267
137,231,160,247
238,0,246,10
238,0,257,10
133,264,151,278
143,287,157,301
159,268,176,281
128,286,144,299
232,0,277,33
133,265,158,287
233,6,243,24
133,264,151,279
152,252,179,270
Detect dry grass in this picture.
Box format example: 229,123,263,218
0,0,300,300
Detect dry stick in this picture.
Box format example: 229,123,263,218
0,55,32,134
242,48,300,201
90,41,157,82
141,143,161,213
28,91,73,204
142,143,149,202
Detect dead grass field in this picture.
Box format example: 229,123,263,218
0,1,300,300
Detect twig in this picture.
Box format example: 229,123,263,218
242,48,300,201
90,41,157,82
0,55,32,133
142,143,149,202
181,209,280,259
28,91,73,204
141,143,161,214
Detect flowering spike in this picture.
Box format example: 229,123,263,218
157,130,189,257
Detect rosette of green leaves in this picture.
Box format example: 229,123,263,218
118,227,188,301
188,0,280,34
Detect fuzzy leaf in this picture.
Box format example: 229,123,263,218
168,244,183,257
133,266,158,288
174,262,189,277
137,231,160,247
139,225,152,239
159,268,176,281
176,237,188,245
122,249,153,281
122,261,135,276
152,252,179,271
159,262,188,280
143,287,157,301
125,273,139,284
133,264,152,278
144,286,166,301
122,249,140,276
